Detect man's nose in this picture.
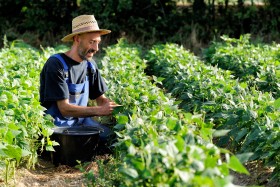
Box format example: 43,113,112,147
92,43,99,51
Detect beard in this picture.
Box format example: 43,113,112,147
77,42,96,61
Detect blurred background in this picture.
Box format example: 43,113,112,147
0,0,278,53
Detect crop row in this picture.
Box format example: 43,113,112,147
145,42,280,182
0,41,57,183
98,39,248,186
203,34,280,98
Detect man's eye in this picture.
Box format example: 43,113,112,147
90,41,99,45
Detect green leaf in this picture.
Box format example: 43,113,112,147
228,155,249,175
128,145,136,155
3,145,22,164
8,123,20,130
4,130,14,144
116,115,129,124
114,123,125,130
51,140,60,146
235,128,248,142
166,118,177,130
212,129,230,137
113,105,124,114
120,167,139,178
175,168,191,182
115,131,123,138
21,149,32,157
0,144,6,156
46,145,55,152
274,98,280,109
200,127,212,141
175,136,185,152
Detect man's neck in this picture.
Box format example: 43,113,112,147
65,49,83,63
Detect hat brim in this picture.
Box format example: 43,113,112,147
61,29,111,42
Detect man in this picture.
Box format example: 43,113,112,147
39,15,120,144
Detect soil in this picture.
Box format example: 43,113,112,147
231,161,279,187
5,158,91,187
1,156,278,187
2,153,112,187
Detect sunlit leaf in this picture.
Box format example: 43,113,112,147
228,155,249,175
3,145,22,164
120,167,139,178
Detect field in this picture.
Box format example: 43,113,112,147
0,35,280,186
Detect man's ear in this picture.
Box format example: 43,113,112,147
73,34,80,42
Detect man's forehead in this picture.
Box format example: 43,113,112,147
81,32,101,40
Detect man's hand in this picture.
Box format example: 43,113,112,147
57,95,121,117
96,100,121,116
95,95,121,115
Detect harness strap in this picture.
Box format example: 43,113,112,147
52,54,69,78
51,54,96,78
87,61,96,75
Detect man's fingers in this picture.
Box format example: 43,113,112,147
109,102,122,107
114,103,122,105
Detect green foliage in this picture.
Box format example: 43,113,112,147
76,0,179,44
77,156,121,187
99,39,247,186
1,0,279,50
145,40,280,183
203,34,280,98
2,36,280,185
0,39,55,183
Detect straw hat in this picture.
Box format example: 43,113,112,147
61,15,111,42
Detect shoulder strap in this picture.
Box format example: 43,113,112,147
51,54,69,78
51,54,96,77
87,61,96,75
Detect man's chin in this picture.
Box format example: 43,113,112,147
85,57,92,61
86,53,94,60
83,54,91,60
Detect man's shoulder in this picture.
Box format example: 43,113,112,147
42,53,65,73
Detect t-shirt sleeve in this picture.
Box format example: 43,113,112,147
40,57,69,104
88,62,108,100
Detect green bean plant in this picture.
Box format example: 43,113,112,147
98,39,249,186
145,42,280,183
0,39,57,184
203,34,280,98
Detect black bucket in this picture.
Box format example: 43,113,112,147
50,126,103,166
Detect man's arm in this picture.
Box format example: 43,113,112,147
95,94,111,106
57,96,118,118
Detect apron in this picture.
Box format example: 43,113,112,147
45,54,97,126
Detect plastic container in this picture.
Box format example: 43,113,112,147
50,126,103,166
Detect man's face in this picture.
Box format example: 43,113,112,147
77,32,101,61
